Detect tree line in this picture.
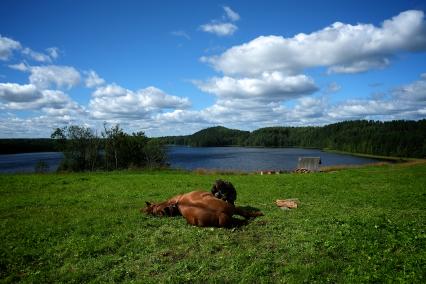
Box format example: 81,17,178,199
158,120,426,158
0,138,56,154
51,124,166,172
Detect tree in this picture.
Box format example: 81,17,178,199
51,126,101,171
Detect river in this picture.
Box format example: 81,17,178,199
0,146,380,173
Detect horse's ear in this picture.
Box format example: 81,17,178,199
145,201,151,206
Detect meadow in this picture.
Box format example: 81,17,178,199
0,162,425,283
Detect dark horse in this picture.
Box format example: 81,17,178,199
142,191,263,227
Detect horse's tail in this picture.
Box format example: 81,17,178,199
234,206,264,219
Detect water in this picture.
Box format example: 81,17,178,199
0,152,63,173
0,147,380,173
166,146,380,172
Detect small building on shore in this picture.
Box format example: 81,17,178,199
297,157,321,172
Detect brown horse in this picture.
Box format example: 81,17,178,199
142,191,263,227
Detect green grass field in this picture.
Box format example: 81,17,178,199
1,162,425,283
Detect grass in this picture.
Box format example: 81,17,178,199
0,163,425,283
322,148,423,162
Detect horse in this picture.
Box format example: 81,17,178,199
142,191,263,228
210,179,237,205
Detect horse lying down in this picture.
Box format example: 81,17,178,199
142,191,263,228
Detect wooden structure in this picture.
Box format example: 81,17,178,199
297,157,321,172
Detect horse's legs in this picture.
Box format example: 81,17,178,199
234,207,263,219
218,213,232,227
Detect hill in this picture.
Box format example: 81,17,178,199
158,120,426,158
160,126,250,147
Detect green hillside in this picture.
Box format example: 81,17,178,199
159,120,426,158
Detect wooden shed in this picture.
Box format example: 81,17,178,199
297,157,321,172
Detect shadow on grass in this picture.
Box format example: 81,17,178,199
231,205,264,229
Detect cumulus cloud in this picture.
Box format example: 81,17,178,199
0,111,88,138
187,10,426,133
0,82,82,112
327,58,390,74
187,73,426,131
0,116,55,138
0,35,59,63
200,6,240,36
22,47,52,63
392,73,426,101
89,84,191,120
28,65,81,89
0,83,42,103
155,109,208,124
0,35,21,60
328,99,400,119
85,70,105,88
196,72,318,100
324,74,426,121
203,10,426,76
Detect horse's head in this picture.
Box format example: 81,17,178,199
141,201,180,217
211,179,237,205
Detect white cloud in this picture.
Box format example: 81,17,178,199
0,35,21,61
89,84,191,120
92,83,127,97
0,83,86,130
22,47,52,63
85,70,105,88
203,10,426,76
0,111,89,138
323,74,426,121
392,73,426,101
46,47,59,60
29,65,81,89
171,30,191,40
196,72,318,101
0,35,59,63
328,99,401,119
327,58,390,74
223,6,240,22
200,6,240,37
177,73,426,131
0,83,42,102
200,22,238,36
8,62,29,72
155,109,208,124
0,82,81,111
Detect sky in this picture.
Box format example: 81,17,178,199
0,0,425,138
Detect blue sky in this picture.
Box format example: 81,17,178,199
0,0,425,137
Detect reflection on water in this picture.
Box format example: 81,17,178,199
0,146,380,173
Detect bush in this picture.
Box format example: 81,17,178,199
51,124,166,172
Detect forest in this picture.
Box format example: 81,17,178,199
159,120,426,158
0,138,56,154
